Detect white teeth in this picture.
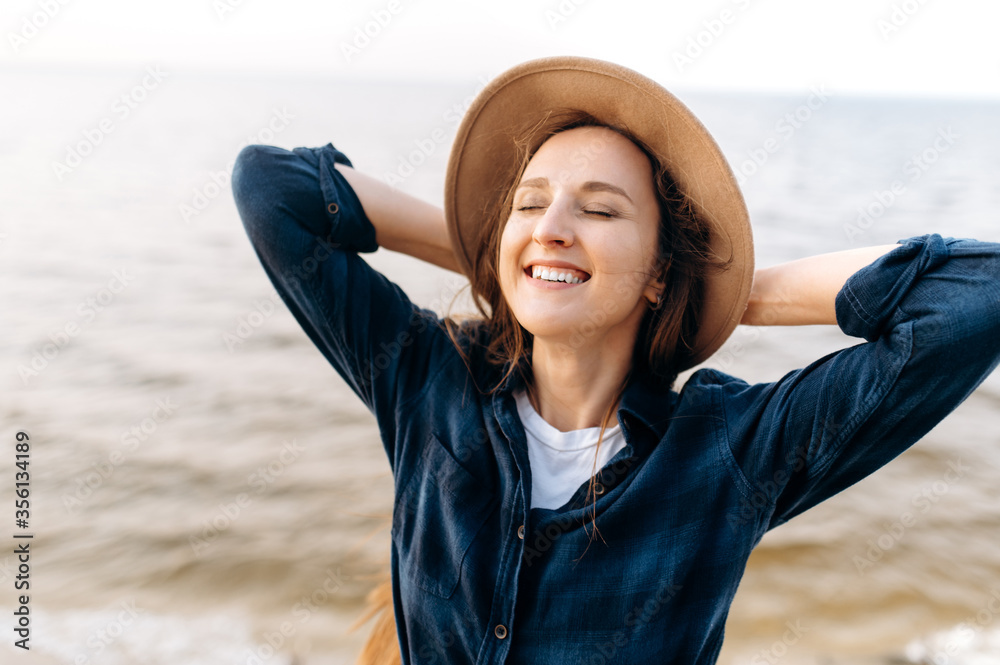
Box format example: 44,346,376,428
530,266,584,284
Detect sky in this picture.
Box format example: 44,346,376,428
2,0,1000,99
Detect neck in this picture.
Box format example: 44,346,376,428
528,334,634,432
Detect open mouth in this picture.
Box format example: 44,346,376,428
524,265,591,285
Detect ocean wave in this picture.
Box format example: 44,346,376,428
904,625,1000,664
30,606,296,665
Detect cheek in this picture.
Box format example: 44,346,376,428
597,232,657,298
497,221,519,295
498,224,512,264
601,231,646,273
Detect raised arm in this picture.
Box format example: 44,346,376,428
716,235,1000,528
741,244,899,326
333,164,462,274
232,143,463,474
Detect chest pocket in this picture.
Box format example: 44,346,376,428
391,433,496,599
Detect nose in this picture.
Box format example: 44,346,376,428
531,198,574,248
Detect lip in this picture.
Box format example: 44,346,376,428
522,259,591,288
525,258,589,274
522,269,581,290
521,263,587,291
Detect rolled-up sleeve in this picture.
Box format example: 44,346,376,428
231,143,452,472
713,234,1000,530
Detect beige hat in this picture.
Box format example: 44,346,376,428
444,56,754,369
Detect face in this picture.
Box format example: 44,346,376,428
498,126,664,349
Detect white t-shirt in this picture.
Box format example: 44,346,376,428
514,388,627,510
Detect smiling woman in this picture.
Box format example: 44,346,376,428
230,56,1000,664
500,127,665,382
484,118,730,429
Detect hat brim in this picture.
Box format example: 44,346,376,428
444,56,754,371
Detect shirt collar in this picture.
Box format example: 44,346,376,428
618,370,677,444
493,357,676,450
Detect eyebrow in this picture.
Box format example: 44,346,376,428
516,177,634,204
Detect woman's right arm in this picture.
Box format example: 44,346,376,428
231,143,461,473
333,164,462,274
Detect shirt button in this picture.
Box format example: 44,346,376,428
327,202,339,214
517,524,524,539
494,624,508,639
594,482,605,495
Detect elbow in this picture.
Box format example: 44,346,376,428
913,247,1000,368
231,144,281,240
231,144,328,248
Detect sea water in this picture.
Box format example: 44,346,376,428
2,65,999,664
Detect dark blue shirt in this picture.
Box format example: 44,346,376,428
232,142,1000,664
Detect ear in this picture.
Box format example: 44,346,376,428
644,252,670,306
643,275,666,307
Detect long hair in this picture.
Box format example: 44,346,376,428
354,110,728,664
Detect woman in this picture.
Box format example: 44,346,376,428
231,57,1000,664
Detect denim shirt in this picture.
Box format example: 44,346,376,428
232,142,1000,665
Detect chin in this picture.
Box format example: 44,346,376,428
515,312,586,343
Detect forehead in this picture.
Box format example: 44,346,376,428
522,125,654,183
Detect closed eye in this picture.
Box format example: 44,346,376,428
516,205,616,217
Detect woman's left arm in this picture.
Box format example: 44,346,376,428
741,244,899,326
719,234,1000,528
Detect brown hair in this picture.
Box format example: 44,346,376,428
354,110,727,664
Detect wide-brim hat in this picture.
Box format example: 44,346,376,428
444,56,753,370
